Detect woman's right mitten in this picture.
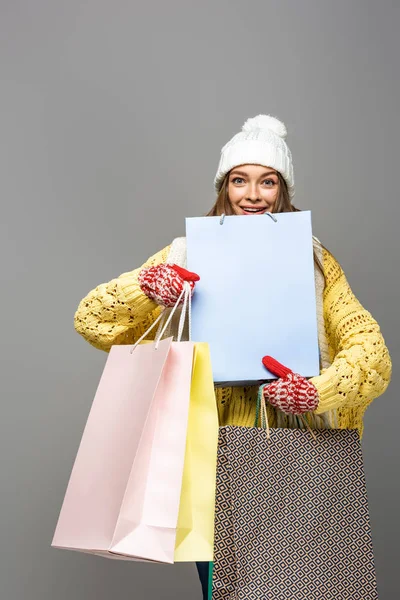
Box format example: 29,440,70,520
138,263,200,307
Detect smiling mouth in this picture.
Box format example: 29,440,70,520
240,206,269,214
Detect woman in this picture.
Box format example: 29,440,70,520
74,114,392,599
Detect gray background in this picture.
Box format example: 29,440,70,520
1,0,399,598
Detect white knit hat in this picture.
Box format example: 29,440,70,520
214,114,295,200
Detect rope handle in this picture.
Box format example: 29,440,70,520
130,282,192,354
154,281,191,346
255,383,318,441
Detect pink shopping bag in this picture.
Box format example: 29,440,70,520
52,286,195,563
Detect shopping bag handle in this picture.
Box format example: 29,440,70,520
255,384,318,441
254,386,271,438
154,280,192,346
130,282,192,354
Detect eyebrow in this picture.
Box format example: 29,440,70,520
230,169,277,178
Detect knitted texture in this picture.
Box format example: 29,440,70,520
74,244,392,440
261,356,319,415
138,263,199,307
73,246,169,350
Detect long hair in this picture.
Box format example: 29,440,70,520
206,170,326,282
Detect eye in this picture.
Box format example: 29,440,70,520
231,177,244,184
263,178,276,186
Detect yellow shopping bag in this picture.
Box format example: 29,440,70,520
174,342,219,562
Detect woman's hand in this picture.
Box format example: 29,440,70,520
261,355,319,414
138,263,200,307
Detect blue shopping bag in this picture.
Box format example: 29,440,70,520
185,211,320,386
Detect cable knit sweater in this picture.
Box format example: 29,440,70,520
74,243,392,440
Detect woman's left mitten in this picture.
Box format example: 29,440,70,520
261,355,319,414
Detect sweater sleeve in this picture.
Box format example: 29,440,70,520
74,244,171,352
311,248,392,414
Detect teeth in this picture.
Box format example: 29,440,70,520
244,208,263,212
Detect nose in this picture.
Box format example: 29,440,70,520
246,184,261,203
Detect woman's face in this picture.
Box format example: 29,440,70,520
227,164,279,215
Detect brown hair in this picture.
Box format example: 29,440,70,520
206,170,326,281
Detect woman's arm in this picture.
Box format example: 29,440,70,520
311,248,392,414
74,244,171,352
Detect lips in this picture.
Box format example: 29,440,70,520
240,206,269,215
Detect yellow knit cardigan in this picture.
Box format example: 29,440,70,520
74,244,392,440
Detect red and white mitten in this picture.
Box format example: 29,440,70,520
138,263,200,307
261,355,319,415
